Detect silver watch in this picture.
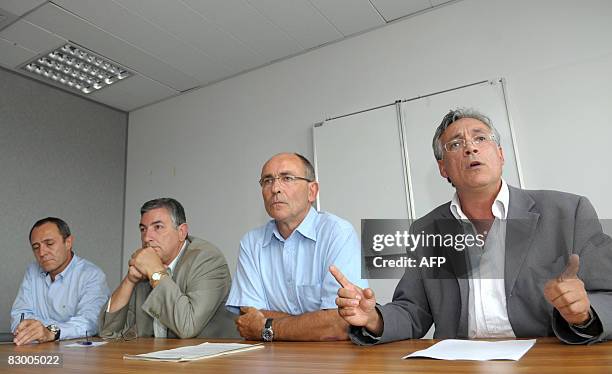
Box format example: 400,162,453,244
46,324,60,341
262,318,274,342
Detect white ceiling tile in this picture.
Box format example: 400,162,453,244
0,0,46,16
25,3,199,91
114,0,265,75
310,0,385,36
88,74,178,111
0,20,66,54
370,0,432,22
248,0,342,49
52,0,231,85
0,36,36,68
183,0,302,62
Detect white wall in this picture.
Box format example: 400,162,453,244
125,0,612,287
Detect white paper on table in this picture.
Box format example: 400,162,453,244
124,342,264,362
65,341,108,347
403,339,536,361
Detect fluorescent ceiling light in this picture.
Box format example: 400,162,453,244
21,42,132,94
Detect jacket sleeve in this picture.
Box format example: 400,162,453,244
140,245,231,339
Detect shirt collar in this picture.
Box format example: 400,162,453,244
263,206,318,246
450,179,509,220
167,240,188,274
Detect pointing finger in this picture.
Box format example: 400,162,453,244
329,265,354,288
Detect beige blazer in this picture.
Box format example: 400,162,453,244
99,236,239,338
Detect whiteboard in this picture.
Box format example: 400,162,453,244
313,104,410,303
313,79,523,305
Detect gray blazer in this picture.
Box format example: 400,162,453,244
350,186,612,345
99,236,239,339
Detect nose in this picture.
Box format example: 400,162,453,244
38,244,52,257
270,178,283,193
463,140,479,156
141,228,154,244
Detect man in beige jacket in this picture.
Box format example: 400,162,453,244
99,198,237,339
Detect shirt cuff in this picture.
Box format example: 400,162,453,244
568,308,601,338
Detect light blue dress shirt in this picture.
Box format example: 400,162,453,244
11,254,110,340
227,207,367,315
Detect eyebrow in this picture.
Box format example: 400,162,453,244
139,220,164,228
31,237,55,247
447,127,489,140
261,170,296,178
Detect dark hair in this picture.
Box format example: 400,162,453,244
140,198,186,227
294,153,316,181
29,217,71,242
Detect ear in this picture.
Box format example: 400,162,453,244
64,235,74,251
437,159,449,179
499,146,505,165
307,181,319,204
177,223,189,242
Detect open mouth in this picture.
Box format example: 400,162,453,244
468,161,483,168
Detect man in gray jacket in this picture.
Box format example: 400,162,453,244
99,198,237,339
332,108,612,345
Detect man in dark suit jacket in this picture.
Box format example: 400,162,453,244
332,108,612,345
99,198,237,339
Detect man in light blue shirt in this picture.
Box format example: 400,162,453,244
227,153,367,341
11,217,109,345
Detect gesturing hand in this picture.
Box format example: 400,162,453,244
330,265,381,334
544,254,591,325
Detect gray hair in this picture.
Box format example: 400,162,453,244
432,108,501,160
294,153,316,181
140,198,186,227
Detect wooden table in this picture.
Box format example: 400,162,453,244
1,337,611,373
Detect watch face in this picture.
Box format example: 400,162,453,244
47,324,59,332
262,328,273,342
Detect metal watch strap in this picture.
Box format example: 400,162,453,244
262,318,274,342
47,324,60,341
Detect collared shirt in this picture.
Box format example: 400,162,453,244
11,254,110,340
450,179,515,338
227,207,367,315
152,240,187,338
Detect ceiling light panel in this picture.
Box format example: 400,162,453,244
21,42,132,94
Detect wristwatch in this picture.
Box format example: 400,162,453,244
150,270,169,287
46,324,60,341
262,318,274,342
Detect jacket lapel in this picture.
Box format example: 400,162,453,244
505,186,540,296
434,205,470,338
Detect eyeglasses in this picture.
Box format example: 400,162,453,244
259,175,312,188
443,134,497,153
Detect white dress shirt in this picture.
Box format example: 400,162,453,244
450,179,515,338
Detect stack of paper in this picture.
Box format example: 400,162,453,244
124,342,264,362
403,339,536,361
